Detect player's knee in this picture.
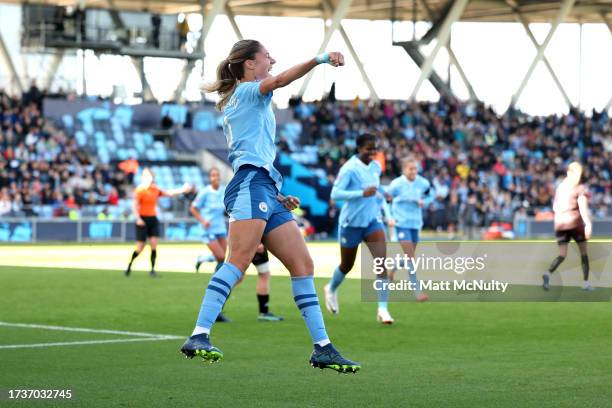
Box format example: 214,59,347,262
339,260,354,273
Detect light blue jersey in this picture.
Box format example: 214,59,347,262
192,185,227,235
387,174,433,229
331,155,384,228
222,80,282,191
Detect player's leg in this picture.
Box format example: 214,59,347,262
543,232,569,290
399,228,428,301
577,235,593,290
324,226,360,314
365,228,393,324
253,246,283,321
148,236,159,277
125,232,145,277
263,220,360,373
181,219,265,362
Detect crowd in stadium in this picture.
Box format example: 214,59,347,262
0,88,130,218
1,86,610,237
289,96,611,233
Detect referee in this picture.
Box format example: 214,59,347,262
125,167,191,277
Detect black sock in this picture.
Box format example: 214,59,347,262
581,255,589,281
215,262,223,272
548,256,565,273
150,250,157,271
127,250,140,271
257,294,269,314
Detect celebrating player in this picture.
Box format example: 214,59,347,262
124,167,191,277
324,133,394,324
179,39,360,372
191,167,283,321
386,157,432,301
543,162,594,291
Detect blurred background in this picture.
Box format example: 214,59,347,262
0,0,610,244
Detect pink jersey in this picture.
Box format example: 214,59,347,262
553,182,587,231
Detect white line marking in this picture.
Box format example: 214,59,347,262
0,321,181,339
0,336,180,350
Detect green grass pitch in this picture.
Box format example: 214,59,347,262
1,253,611,407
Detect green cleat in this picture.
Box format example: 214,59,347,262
180,333,223,363
309,344,361,374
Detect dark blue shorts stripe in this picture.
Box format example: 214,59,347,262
297,300,319,310
294,293,318,302
211,277,231,291
207,284,229,298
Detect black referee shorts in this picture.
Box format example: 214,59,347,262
136,216,160,242
555,225,587,244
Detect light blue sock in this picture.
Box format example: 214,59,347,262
292,276,330,345
195,262,242,331
377,277,389,310
329,266,345,293
407,260,421,295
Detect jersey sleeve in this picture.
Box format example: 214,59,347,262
331,166,363,201
241,80,273,105
191,190,207,209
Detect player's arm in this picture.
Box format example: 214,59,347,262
161,184,192,197
577,193,592,239
421,181,435,208
331,169,370,201
259,52,344,95
190,205,210,228
132,194,144,226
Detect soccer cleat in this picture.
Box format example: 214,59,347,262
309,343,360,373
124,268,131,277
582,282,594,291
195,260,202,273
324,284,339,314
258,312,284,322
542,273,550,291
377,308,394,325
180,333,223,363
149,270,159,278
216,312,230,323
416,292,429,302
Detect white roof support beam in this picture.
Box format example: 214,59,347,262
321,0,379,101
509,0,576,108
409,0,469,100
297,0,353,98
603,13,612,111
505,1,573,108
0,29,23,94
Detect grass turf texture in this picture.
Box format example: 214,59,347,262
1,264,611,408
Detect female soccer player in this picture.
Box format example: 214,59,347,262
191,167,283,321
323,133,394,324
542,162,593,291
386,157,433,302
124,167,191,277
180,40,359,372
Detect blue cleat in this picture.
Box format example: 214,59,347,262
309,344,361,373
180,333,223,363
257,312,284,322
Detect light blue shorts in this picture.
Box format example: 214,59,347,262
338,218,386,248
224,165,294,235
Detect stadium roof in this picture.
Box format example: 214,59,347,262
5,0,612,23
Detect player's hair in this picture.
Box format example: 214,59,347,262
566,161,583,186
356,133,376,149
208,167,219,176
402,156,418,168
203,39,262,111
